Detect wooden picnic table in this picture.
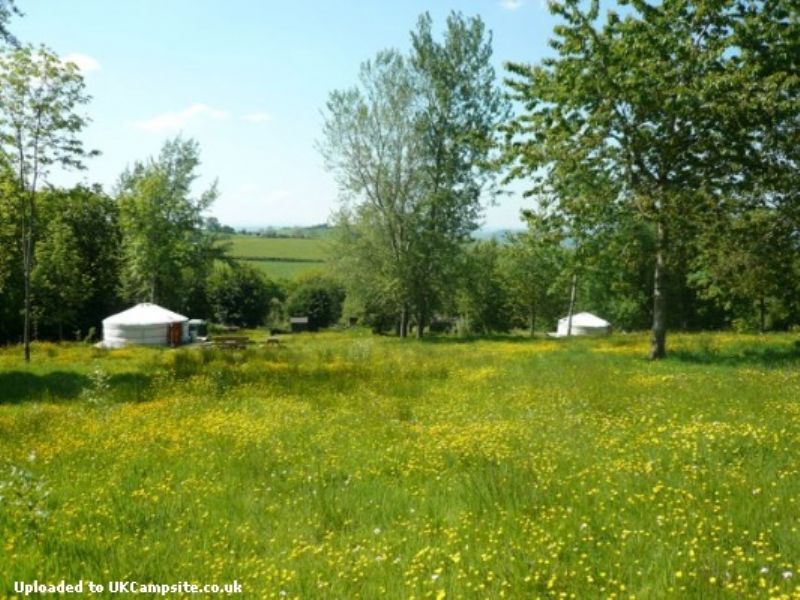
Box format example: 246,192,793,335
210,335,251,349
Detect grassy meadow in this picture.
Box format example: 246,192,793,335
1,331,800,598
223,235,328,280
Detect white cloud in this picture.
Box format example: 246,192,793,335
243,112,272,124
239,183,258,193
62,52,101,73
135,103,230,132
500,0,523,9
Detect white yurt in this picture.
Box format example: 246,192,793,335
555,312,611,337
102,303,189,348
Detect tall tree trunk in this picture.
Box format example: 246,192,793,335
22,204,31,363
23,275,30,360
529,302,536,338
23,145,41,363
399,305,408,338
649,221,668,360
566,272,577,336
759,294,766,334
416,307,424,339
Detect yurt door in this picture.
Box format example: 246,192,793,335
168,322,182,347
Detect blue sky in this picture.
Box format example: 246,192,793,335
14,1,559,228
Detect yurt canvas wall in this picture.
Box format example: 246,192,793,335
555,312,611,337
102,303,189,347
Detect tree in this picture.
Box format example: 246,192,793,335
0,0,20,46
504,0,766,358
330,207,412,335
205,216,222,232
0,45,96,361
206,263,283,328
571,217,654,332
736,0,799,235
0,169,16,292
117,137,219,313
31,216,91,340
503,212,568,336
286,274,345,331
322,49,424,337
0,169,20,342
321,12,508,338
407,12,510,336
36,185,121,339
456,240,512,334
691,205,798,332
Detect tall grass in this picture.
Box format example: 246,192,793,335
1,331,799,598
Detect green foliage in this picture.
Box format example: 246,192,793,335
0,0,19,46
52,187,122,333
31,218,91,339
322,49,422,335
691,206,799,331
286,274,345,331
0,45,96,177
205,263,283,328
322,12,509,337
0,172,17,294
0,44,96,360
79,364,111,406
117,137,220,313
31,186,120,340
503,0,798,356
456,241,512,334
503,213,569,335
203,216,235,234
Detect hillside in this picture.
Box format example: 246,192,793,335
218,227,522,281
221,234,330,280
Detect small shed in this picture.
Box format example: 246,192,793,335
290,317,309,333
102,303,189,348
554,312,611,337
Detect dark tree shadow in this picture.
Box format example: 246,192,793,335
0,371,89,404
418,334,540,345
108,372,154,403
670,341,800,368
0,371,156,405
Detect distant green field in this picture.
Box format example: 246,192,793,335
225,235,329,261
246,259,326,281
221,235,329,280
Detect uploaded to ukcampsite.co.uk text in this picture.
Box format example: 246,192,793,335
14,579,243,595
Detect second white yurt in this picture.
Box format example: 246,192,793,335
555,312,611,337
102,303,189,348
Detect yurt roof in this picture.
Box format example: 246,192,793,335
103,303,188,326
557,312,610,327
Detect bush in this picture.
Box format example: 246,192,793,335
286,274,345,331
206,263,285,327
